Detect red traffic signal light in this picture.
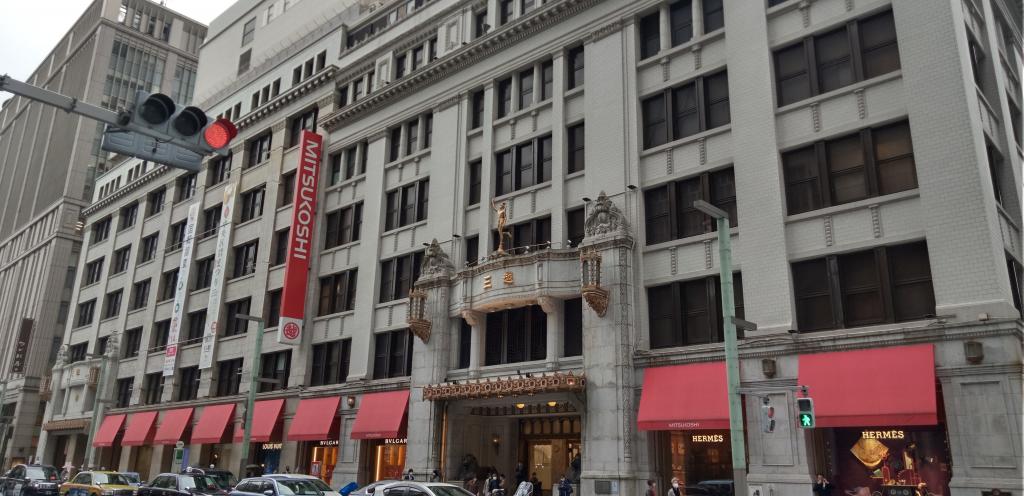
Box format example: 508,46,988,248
203,118,237,150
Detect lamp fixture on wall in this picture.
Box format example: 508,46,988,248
346,396,356,408
491,434,501,453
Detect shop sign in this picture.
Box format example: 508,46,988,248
278,131,323,345
861,430,905,440
317,439,340,446
163,203,201,376
262,443,283,450
691,434,725,443
384,438,407,445
199,183,237,370
10,318,33,374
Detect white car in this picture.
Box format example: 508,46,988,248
232,476,339,496
372,482,473,496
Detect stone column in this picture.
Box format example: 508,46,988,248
658,4,672,52
692,0,704,37
405,241,455,480
539,297,563,369
462,310,484,377
35,362,66,462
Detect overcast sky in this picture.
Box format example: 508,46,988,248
0,0,234,105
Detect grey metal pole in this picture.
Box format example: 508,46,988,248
715,214,747,495
238,317,265,477
0,379,8,468
84,356,109,469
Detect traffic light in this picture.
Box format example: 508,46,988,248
101,91,236,171
797,397,815,428
760,399,776,433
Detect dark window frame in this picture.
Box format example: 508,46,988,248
379,251,424,303
641,70,730,149
647,273,744,349
643,167,737,245
318,269,358,316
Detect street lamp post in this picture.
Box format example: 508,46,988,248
236,315,265,477
693,200,747,495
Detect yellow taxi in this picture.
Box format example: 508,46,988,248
59,471,137,496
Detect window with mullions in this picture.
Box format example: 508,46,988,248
373,329,413,379
324,203,363,249
492,216,551,251
84,258,104,285
642,70,729,149
643,167,736,245
112,247,131,274
175,173,197,202
151,319,171,351
194,256,214,290
563,297,583,357
225,298,252,336
279,172,295,207
458,320,472,369
177,366,201,401
103,290,122,319
318,269,358,316
384,179,429,230
247,131,272,167
468,160,482,206
142,372,164,405
485,305,547,365
186,311,206,341
215,358,243,397
123,327,142,358
310,339,352,386
240,186,266,222
159,269,178,301
639,12,661,60
783,120,916,215
648,274,744,349
233,240,258,278
1008,256,1024,314
76,300,96,327
792,241,935,332
702,0,724,32
139,234,159,263
91,217,112,244
288,107,318,148
519,68,534,109
495,135,552,196
201,204,222,239
470,89,485,129
498,0,514,25
773,10,899,106
259,350,291,392
264,289,281,327
379,251,424,303
130,279,150,310
146,187,166,216
115,378,134,408
567,208,585,247
567,122,585,173
496,78,513,118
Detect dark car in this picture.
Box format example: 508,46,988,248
137,473,224,496
185,470,236,492
1,465,61,496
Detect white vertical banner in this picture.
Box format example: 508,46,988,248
199,184,237,370
163,202,201,376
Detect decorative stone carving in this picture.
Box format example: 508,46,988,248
583,191,629,238
56,344,69,366
423,371,586,401
581,250,609,317
421,239,455,276
461,310,484,328
537,296,557,314
407,289,431,343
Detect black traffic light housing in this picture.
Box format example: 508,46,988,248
797,397,815,428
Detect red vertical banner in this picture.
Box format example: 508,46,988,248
278,130,323,345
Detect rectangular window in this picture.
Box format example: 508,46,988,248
259,350,291,392
468,159,482,206
247,132,273,167
111,247,130,274
103,290,122,319
279,172,296,207
272,228,290,266
68,343,87,363
116,378,134,408
225,298,252,336
202,204,222,239
379,251,424,303
1008,257,1024,314
484,305,546,365
142,373,164,405
175,173,197,202
151,320,170,351
159,269,178,301
318,269,358,316
238,49,251,75
540,60,554,101
76,300,96,327
384,179,429,230
773,10,899,106
91,217,111,244
241,18,256,46
411,46,424,71
324,203,363,249
310,339,352,386
233,240,259,277
567,122,585,173
215,358,243,397
372,330,413,379
146,187,166,216
670,0,693,46
792,241,934,332
648,274,743,348
177,366,201,401
519,68,534,109
643,167,736,245
288,107,318,148
639,12,661,60
563,297,583,357
186,310,206,341
194,256,214,290
641,70,730,149
497,78,512,118
987,144,1006,205
84,258,104,285
265,289,282,328
168,221,186,251
406,119,419,156
123,327,143,358
492,216,551,251
567,45,584,89
465,235,479,266
495,134,553,196
567,208,586,247
474,9,488,38
499,0,514,25
240,186,266,222
702,0,724,32
783,120,916,215
118,202,138,230
458,320,472,369
388,127,402,162
471,89,485,129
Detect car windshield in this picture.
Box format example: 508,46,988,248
305,480,332,492
180,475,221,491
95,474,133,486
428,487,474,496
26,467,59,481
277,480,323,496
122,474,141,484
207,473,237,489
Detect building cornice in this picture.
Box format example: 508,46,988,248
234,66,338,132
82,165,172,217
322,0,603,132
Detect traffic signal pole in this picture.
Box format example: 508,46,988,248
0,74,220,157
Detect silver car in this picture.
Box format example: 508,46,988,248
346,481,398,496
372,482,472,496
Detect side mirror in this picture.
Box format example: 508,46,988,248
263,491,275,496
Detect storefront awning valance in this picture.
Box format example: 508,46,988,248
42,419,90,431
351,390,410,440
638,362,729,430
122,411,158,446
153,407,194,445
797,343,937,427
422,372,586,401
92,414,126,447
287,397,340,441
191,404,235,444
234,398,286,443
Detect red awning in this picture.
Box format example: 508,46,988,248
287,397,341,441
122,411,158,446
191,404,235,444
234,399,285,442
351,390,410,440
92,414,126,447
153,408,194,445
798,344,937,427
638,362,729,430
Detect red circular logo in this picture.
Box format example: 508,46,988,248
283,322,300,340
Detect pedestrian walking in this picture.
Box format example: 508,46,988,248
530,473,541,496
812,474,833,496
556,476,572,496
403,469,415,481
645,480,657,496
666,477,682,496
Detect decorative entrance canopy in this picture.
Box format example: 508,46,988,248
422,371,586,401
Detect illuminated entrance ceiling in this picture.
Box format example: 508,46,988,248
422,371,586,401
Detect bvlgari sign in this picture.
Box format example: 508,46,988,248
278,130,323,345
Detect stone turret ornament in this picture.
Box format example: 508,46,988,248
421,238,455,276
583,191,630,238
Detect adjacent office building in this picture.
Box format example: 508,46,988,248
39,0,1022,494
0,0,206,467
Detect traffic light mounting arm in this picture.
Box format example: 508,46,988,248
0,74,228,158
